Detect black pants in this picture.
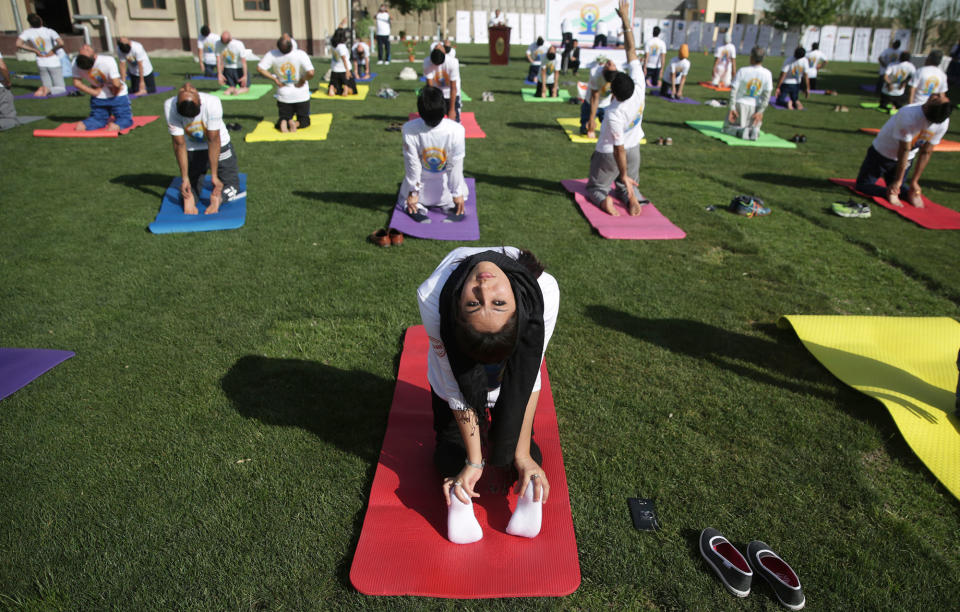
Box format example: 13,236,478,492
594,34,607,47
855,145,913,198
431,388,541,478
527,63,540,82
659,79,673,97
536,80,557,97
376,34,391,61
128,71,156,93
187,143,241,201
880,91,907,109
276,100,311,129
329,71,356,95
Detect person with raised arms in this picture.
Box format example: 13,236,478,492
328,28,356,97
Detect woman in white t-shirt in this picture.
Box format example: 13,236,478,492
328,29,356,96
417,246,559,544
15,14,66,97
375,5,392,64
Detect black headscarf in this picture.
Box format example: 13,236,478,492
439,250,545,466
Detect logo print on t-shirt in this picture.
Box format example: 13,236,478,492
790,62,805,80
422,147,447,172
627,105,644,131
910,129,934,150
33,37,47,53
278,61,296,83
223,49,236,64
185,119,206,142
921,76,940,94
89,68,107,87
433,68,449,88
746,78,762,97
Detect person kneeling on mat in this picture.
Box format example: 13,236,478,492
117,36,157,96
586,0,646,217
257,36,315,132
723,46,773,141
164,82,241,215
855,92,952,208
328,28,356,97
71,45,133,132
417,246,559,544
399,86,468,222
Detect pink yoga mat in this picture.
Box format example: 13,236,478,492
561,179,686,240
33,115,158,138
388,178,479,241
350,325,581,598
830,178,960,230
408,112,486,138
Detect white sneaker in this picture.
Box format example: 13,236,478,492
385,60,390,65
377,60,383,65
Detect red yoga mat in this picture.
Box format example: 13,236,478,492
561,178,686,240
408,112,487,138
698,81,731,92
830,178,960,230
857,128,960,152
33,115,158,138
350,325,581,598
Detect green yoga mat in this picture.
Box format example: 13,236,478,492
415,88,471,102
521,87,572,102
685,120,797,149
859,101,897,114
211,84,272,101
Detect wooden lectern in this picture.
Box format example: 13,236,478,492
488,25,511,65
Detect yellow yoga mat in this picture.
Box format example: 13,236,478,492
244,114,332,142
780,315,960,501
556,117,645,145
312,84,369,101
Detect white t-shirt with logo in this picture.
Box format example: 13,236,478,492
805,50,825,77
258,48,314,103
417,246,559,412
199,33,219,65
541,54,560,84
596,59,646,154
715,43,737,67
665,57,690,84
118,41,154,77
527,42,546,66
401,117,468,205
872,103,949,161
331,43,351,73
644,37,666,69
883,60,916,96
730,63,773,107
587,63,614,109
165,92,231,151
422,55,461,99
780,56,808,85
72,54,128,99
910,65,948,105
18,27,61,68
216,39,246,70
352,41,371,62
376,11,391,36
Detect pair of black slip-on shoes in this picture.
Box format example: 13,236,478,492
700,527,805,610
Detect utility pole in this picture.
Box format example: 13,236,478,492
913,0,932,54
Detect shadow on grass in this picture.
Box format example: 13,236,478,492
355,114,409,123
507,121,559,130
110,173,171,198
742,172,835,191
292,190,391,211
469,170,561,196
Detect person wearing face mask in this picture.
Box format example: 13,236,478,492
164,82,241,215
423,46,461,122
116,36,156,96
537,45,560,97
417,246,559,544
399,87,468,222
580,58,617,137
71,44,132,132
257,36,315,132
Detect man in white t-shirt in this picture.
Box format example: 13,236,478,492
774,46,810,110
116,37,156,95
711,31,737,87
537,46,561,97
71,45,132,132
855,93,952,208
352,40,371,78
257,36,315,132
489,9,507,26
587,0,646,217
375,5,392,64
526,37,547,83
660,44,691,99
328,29,356,96
16,14,66,97
580,57,616,137
804,42,826,93
877,39,901,91
881,51,916,110
723,46,774,141
196,26,219,77
644,26,667,87
400,86,468,222
165,82,242,215
216,32,249,95
424,47,462,122
910,50,948,105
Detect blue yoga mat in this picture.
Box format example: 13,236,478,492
149,174,247,234
0,348,74,401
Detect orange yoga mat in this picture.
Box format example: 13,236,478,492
350,325,580,598
698,81,731,92
33,115,158,138
857,128,960,152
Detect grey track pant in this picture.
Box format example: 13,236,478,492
586,145,642,205
39,65,66,95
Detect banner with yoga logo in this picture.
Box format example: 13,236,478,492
545,0,636,42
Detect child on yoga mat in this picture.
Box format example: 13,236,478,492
417,247,559,544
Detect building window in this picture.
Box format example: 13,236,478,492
141,0,167,8
243,0,270,10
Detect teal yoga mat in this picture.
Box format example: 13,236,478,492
685,120,797,149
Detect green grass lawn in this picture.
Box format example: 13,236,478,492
2,44,959,609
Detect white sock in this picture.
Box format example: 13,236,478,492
447,494,483,544
506,482,542,538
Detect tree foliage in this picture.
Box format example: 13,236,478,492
765,0,845,30
388,0,445,16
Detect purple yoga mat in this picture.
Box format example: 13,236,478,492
388,178,479,241
860,83,877,93
15,86,174,101
650,91,699,104
0,348,74,401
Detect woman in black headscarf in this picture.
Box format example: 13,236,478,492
417,247,559,543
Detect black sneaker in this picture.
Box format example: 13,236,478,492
700,528,753,597
747,540,805,610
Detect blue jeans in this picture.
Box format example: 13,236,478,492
83,95,133,130
855,145,914,198
580,100,605,133
376,35,391,61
